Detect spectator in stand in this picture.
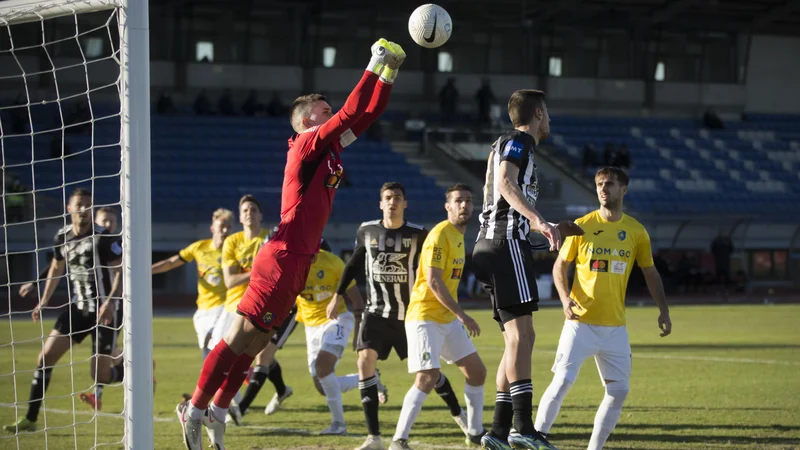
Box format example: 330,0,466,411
194,90,213,116
439,78,459,124
613,144,631,170
602,142,614,166
217,89,236,116
265,92,286,117
582,143,597,170
157,92,178,115
475,78,496,127
703,108,725,130
242,90,262,117
711,231,734,289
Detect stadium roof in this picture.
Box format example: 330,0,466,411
177,0,800,36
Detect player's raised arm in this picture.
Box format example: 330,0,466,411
305,39,406,156
348,41,405,138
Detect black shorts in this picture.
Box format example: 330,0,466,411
472,238,539,329
357,313,407,361
53,302,121,356
270,305,298,349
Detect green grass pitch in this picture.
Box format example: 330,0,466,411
1,304,799,449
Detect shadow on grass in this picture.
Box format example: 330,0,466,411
631,343,800,351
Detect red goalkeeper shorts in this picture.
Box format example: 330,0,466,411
237,242,313,332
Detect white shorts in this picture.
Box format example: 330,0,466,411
551,321,632,384
305,312,355,377
192,306,223,349
207,309,238,351
406,319,476,373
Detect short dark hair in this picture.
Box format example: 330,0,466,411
69,188,91,201
380,182,406,198
95,206,116,216
508,89,547,127
239,194,261,212
290,93,327,133
445,183,472,200
595,167,630,186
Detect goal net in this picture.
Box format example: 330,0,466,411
0,0,151,449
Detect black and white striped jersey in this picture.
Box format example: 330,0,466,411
478,129,539,241
52,225,122,313
336,220,427,320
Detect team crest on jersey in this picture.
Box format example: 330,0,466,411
386,238,395,247
317,270,325,279
617,230,626,241
263,312,273,324
402,238,411,248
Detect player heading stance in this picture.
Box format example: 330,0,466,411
152,208,233,358
297,247,364,435
5,189,122,433
535,167,671,449
472,90,560,450
391,184,486,450
177,38,406,450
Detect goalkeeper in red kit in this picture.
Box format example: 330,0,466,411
177,38,406,450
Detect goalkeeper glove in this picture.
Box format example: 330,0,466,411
379,41,406,84
366,38,406,78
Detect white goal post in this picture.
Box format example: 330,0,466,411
0,0,152,448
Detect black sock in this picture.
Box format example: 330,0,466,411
26,365,53,422
510,379,534,435
110,364,124,383
434,373,462,417
238,366,269,415
489,391,513,440
267,360,286,397
359,375,380,436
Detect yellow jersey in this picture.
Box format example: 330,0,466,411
179,239,226,310
222,229,269,312
296,250,355,327
406,220,466,324
560,210,654,326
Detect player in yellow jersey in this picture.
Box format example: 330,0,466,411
293,248,363,435
535,167,672,450
391,184,487,450
152,208,233,358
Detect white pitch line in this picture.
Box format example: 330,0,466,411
478,345,800,366
0,405,468,449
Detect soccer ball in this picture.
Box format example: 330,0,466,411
408,4,452,49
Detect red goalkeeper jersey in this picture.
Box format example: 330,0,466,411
269,71,392,255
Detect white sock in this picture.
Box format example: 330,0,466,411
587,381,629,450
463,383,484,436
393,385,428,441
187,403,205,421
202,348,211,359
319,373,345,425
95,385,104,402
534,374,575,434
232,391,243,405
209,402,227,423
338,373,359,393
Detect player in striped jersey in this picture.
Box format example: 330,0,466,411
473,90,560,450
5,189,123,433
152,208,234,359
330,183,472,450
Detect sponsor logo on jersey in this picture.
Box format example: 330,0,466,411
503,140,523,158
588,247,632,258
611,260,627,274
403,238,412,248
590,259,608,272
369,238,378,247
451,268,462,279
371,252,409,283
